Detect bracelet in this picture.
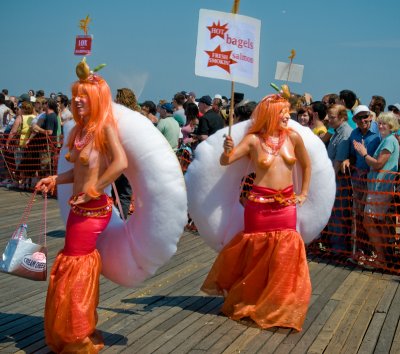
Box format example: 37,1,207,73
86,185,101,199
363,153,368,159
223,149,234,157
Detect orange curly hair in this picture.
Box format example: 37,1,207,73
247,94,290,137
68,75,117,154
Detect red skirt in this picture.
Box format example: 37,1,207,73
201,185,311,331
45,195,112,353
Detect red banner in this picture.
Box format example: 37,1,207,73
74,35,92,55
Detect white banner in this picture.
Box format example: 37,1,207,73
275,61,304,83
195,9,261,88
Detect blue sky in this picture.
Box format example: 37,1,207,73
2,0,399,107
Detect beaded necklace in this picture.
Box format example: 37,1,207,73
259,132,286,156
74,129,93,151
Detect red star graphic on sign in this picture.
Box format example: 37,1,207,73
207,21,228,39
205,45,237,73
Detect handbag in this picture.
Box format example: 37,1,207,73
0,190,48,281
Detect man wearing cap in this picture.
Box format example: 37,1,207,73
196,95,224,141
36,90,45,98
187,92,197,104
388,103,400,117
19,93,31,103
341,105,381,179
212,95,223,114
340,105,381,261
157,102,180,151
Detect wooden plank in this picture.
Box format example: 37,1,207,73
258,327,291,353
101,266,213,351
323,277,375,353
306,272,370,354
235,328,276,354
384,285,400,354
220,327,261,354
357,313,386,354
96,244,215,329
274,266,351,353
124,297,217,352
138,298,223,354
136,298,224,354
1,188,400,353
340,275,387,353
288,299,338,354
101,297,202,353
204,321,248,354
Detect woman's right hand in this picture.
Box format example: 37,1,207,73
35,176,56,194
223,135,234,154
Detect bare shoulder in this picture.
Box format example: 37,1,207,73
243,133,258,147
70,125,79,135
104,124,118,136
288,129,303,145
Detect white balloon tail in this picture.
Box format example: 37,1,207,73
58,103,187,287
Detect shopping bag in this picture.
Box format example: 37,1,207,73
0,191,48,281
1,239,47,281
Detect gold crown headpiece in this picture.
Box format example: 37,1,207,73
269,83,291,100
76,57,106,83
260,92,290,106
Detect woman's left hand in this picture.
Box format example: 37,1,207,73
69,193,92,205
353,139,367,157
296,194,307,206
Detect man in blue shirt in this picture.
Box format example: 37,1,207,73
341,105,380,174
340,105,381,262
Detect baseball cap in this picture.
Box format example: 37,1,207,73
197,95,212,106
19,93,30,102
353,105,370,117
161,102,174,113
388,103,400,111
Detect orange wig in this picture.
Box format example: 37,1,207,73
247,94,290,137
68,75,117,154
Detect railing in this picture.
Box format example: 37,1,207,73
239,169,400,273
0,133,61,190
307,171,400,274
2,136,400,273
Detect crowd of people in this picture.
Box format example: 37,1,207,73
2,80,400,350
1,86,400,270
0,89,70,189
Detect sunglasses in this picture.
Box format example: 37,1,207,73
354,114,369,121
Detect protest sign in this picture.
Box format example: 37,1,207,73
195,9,261,87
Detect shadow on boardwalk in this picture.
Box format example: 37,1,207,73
1,188,400,353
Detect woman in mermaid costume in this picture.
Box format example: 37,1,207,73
201,92,312,331
36,59,127,352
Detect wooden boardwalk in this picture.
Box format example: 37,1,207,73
1,188,400,354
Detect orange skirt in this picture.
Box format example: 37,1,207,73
201,230,311,331
45,250,104,353
201,186,311,331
